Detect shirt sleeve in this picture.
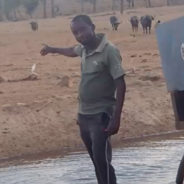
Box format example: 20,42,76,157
106,45,125,79
73,45,83,57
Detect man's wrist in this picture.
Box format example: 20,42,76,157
50,47,56,53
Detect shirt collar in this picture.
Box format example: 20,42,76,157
95,33,108,53
84,33,108,56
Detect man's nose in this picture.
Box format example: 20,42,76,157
76,32,83,39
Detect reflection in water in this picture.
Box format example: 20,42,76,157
0,137,183,184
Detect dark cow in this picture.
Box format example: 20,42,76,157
30,21,38,31
140,15,154,34
130,16,139,32
110,16,120,31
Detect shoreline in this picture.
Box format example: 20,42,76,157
1,129,183,168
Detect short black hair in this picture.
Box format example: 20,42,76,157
71,15,93,26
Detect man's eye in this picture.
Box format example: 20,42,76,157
80,27,86,32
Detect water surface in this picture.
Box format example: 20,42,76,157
0,136,183,184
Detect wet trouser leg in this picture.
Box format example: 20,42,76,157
78,113,117,184
176,154,184,184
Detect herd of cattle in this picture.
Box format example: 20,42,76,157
110,15,159,34
130,15,155,34
29,15,159,35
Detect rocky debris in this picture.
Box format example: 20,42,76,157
143,52,152,56
71,72,80,78
16,103,27,106
57,75,73,88
22,74,38,81
7,73,38,82
0,76,6,83
125,68,136,75
130,54,137,58
141,59,148,63
1,103,28,112
153,53,159,56
139,73,161,82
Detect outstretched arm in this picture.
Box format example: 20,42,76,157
105,76,126,136
40,44,78,57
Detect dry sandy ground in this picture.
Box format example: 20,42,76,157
0,5,184,163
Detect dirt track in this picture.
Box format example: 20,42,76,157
0,5,184,162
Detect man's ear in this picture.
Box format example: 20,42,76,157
91,24,95,31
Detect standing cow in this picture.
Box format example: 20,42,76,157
130,16,139,32
110,16,120,31
30,21,38,31
140,15,154,34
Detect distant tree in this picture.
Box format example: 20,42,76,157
120,0,124,14
144,0,151,7
127,0,134,8
147,0,151,7
92,0,96,13
80,0,84,12
78,0,97,13
4,0,21,20
112,0,116,11
40,0,47,18
51,0,54,17
22,0,39,18
0,0,5,20
167,0,174,6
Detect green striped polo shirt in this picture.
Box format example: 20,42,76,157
74,33,125,115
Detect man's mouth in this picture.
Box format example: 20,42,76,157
79,38,88,44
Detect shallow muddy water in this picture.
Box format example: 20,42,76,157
0,136,184,184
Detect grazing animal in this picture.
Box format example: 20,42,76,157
110,16,120,31
140,15,154,34
30,21,38,31
130,16,139,32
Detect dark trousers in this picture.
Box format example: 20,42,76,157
176,154,184,184
77,112,117,184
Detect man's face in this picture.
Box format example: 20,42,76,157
70,20,95,46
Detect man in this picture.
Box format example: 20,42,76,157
40,15,126,184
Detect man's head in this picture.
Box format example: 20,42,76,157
70,15,96,46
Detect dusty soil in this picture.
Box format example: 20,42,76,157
0,5,184,163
